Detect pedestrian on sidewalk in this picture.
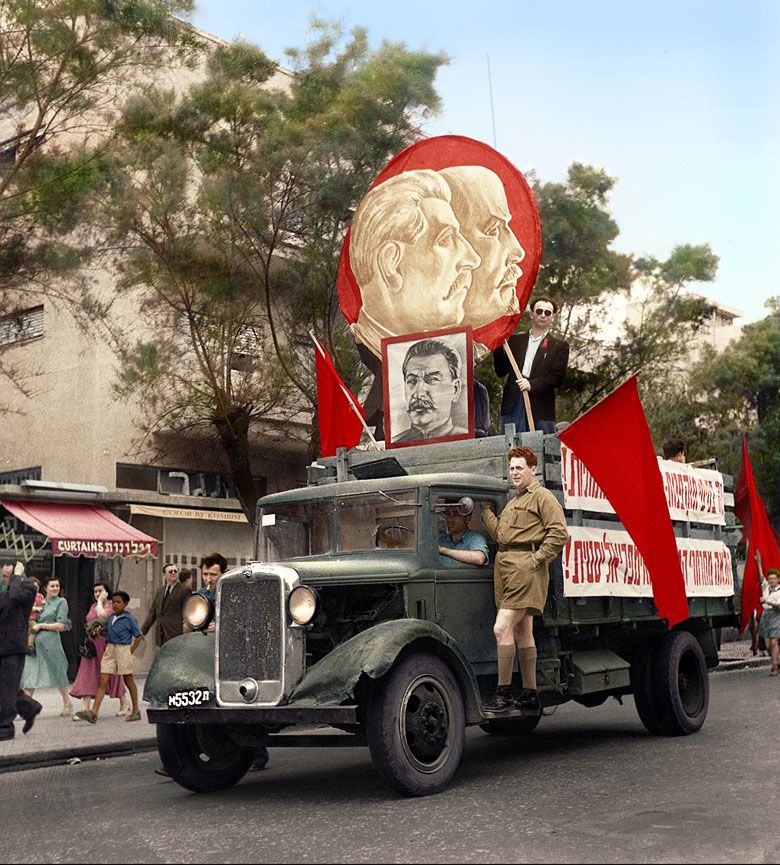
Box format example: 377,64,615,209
75,591,143,724
759,568,780,676
0,562,42,739
22,577,73,717
141,563,190,646
70,582,129,719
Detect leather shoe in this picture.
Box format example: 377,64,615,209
22,703,42,735
482,686,514,713
514,688,541,714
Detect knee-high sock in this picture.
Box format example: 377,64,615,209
518,647,537,690
497,644,516,687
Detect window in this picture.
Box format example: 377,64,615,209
0,306,44,347
0,467,42,486
338,490,417,553
115,464,235,498
259,502,332,560
0,130,45,174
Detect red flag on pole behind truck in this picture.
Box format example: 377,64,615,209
312,334,366,458
558,376,689,627
734,433,780,635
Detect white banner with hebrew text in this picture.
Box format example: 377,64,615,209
561,444,725,525
563,526,734,598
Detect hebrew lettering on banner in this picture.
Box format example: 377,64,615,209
560,444,725,525
563,526,734,598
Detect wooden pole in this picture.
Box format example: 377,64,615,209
502,340,535,433
310,332,380,449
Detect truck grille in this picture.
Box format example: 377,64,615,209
218,575,282,682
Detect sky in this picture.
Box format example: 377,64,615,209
189,0,780,324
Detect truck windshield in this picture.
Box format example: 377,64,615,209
337,490,417,553
259,502,332,561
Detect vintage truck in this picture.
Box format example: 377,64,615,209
145,430,739,797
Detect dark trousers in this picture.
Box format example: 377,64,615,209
0,653,41,740
499,397,556,435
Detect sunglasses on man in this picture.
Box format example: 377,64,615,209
533,308,554,317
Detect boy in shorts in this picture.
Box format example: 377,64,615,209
75,591,144,723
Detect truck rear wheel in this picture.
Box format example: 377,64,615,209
631,645,665,735
653,631,709,736
367,652,465,797
156,724,255,793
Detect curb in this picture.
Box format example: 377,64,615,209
0,737,157,774
716,657,772,672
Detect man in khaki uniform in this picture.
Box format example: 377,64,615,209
481,445,568,713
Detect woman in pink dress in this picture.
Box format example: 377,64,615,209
70,582,128,718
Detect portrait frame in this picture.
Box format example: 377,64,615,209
382,327,474,449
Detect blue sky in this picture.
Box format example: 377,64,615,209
189,0,780,324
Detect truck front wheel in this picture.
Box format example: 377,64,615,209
156,724,255,793
653,631,709,736
367,652,466,797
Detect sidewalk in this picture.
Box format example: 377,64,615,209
0,677,155,773
716,630,774,671
0,638,773,773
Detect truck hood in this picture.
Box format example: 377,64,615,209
262,555,418,584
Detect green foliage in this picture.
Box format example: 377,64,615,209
105,19,447,471
648,303,780,524
529,164,718,419
0,0,197,391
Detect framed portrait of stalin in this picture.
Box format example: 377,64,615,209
383,328,474,448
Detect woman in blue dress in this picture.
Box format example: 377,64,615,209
22,577,73,716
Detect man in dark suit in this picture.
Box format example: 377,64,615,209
493,296,569,434
0,562,43,739
141,562,191,647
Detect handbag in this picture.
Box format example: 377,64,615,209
78,634,97,659
27,623,37,655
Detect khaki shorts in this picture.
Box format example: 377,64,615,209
101,643,134,676
493,552,549,615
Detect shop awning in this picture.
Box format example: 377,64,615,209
1,500,159,559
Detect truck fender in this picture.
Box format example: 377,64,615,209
143,632,215,707
290,618,483,724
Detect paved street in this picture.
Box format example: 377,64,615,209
1,666,777,864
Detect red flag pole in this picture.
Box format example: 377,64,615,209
310,332,379,449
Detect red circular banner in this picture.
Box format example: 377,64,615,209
337,135,541,356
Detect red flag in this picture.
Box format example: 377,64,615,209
312,335,366,458
735,433,780,635
558,377,689,627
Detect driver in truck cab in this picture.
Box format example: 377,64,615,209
437,499,489,568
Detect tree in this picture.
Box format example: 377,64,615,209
104,23,447,520
648,300,780,525
525,164,718,418
0,0,194,393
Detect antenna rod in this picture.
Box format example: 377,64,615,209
487,52,497,148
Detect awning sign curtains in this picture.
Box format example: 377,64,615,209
2,500,159,559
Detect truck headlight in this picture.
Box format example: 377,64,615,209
183,593,213,631
288,585,319,625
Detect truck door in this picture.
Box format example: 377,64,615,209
432,491,499,674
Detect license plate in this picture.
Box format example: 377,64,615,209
167,688,211,709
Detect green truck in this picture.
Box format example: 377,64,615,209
145,430,738,797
